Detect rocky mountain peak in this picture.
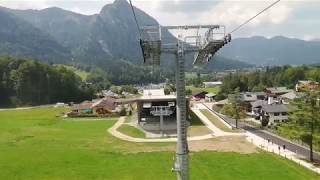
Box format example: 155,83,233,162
113,0,130,6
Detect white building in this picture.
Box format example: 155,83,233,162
203,81,223,88
205,93,216,102
137,89,179,134
261,104,289,125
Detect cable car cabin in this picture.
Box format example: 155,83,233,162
140,26,161,66
140,39,161,66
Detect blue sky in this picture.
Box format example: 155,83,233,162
0,0,319,40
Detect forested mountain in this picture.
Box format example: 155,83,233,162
0,9,70,63
0,57,94,107
1,0,320,69
1,0,156,65
219,36,320,65
4,7,95,50
0,0,250,70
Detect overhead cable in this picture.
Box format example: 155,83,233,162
128,0,142,36
229,0,281,34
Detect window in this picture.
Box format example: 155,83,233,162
282,112,287,116
274,113,280,116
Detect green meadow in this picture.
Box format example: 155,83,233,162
0,108,319,179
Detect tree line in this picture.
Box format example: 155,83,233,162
83,59,165,89
0,57,95,107
276,90,320,161
218,65,320,99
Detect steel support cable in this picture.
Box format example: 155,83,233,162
229,0,281,34
128,0,142,37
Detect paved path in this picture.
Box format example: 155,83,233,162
108,117,215,143
202,103,320,161
246,130,320,174
0,107,33,111
108,115,244,143
200,103,320,174
63,118,112,121
0,104,54,111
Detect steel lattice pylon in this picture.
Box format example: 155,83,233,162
140,25,231,180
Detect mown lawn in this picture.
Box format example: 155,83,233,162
0,107,319,179
186,85,220,94
118,124,146,138
200,109,236,133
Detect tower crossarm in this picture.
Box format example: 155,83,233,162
164,25,220,30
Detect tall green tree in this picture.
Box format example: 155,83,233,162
229,88,242,128
290,90,320,162
0,57,96,107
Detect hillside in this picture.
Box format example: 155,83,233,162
219,36,320,65
0,0,251,71
59,65,90,81
0,9,70,63
0,0,319,69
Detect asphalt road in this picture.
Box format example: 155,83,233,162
202,103,320,162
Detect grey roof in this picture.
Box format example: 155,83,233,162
205,93,216,98
254,92,266,96
262,104,289,113
241,92,257,102
280,92,296,100
103,90,120,97
266,87,292,94
280,91,306,100
250,100,268,108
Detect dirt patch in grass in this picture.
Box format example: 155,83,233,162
189,135,258,154
188,126,212,137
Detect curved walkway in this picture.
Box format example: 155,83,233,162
108,115,244,143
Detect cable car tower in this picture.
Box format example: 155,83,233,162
140,25,231,180
128,0,281,179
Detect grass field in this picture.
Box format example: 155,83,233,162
118,124,146,138
186,85,220,94
61,65,90,81
188,110,212,136
0,107,319,179
200,109,239,133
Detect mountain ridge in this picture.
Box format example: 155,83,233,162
1,0,318,68
219,35,320,65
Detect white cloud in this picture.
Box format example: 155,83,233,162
0,0,49,9
199,1,295,32
303,34,317,41
0,0,319,39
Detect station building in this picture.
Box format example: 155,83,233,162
136,89,189,133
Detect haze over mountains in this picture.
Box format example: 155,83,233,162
219,36,320,66
0,0,319,68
